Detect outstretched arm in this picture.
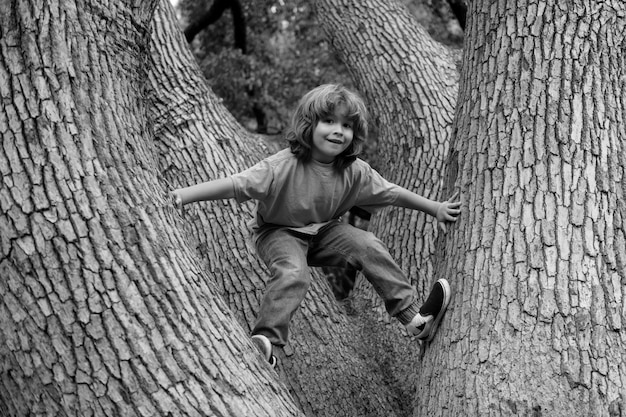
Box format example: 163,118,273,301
169,178,235,216
173,178,235,205
394,189,461,233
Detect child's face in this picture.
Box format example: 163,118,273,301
311,105,354,164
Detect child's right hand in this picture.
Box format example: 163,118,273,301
169,191,184,218
435,191,461,233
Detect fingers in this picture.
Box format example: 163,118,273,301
441,204,461,220
447,190,460,203
444,190,462,219
438,190,462,232
444,212,459,222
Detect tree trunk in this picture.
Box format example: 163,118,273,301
0,1,300,415
416,1,626,415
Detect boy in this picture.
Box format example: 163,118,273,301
172,84,461,367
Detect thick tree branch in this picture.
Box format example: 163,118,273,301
183,0,247,51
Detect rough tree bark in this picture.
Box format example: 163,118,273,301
2,0,625,416
415,1,626,415
0,1,299,415
0,0,455,415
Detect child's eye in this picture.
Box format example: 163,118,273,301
343,123,353,129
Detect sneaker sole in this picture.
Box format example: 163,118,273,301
421,279,451,342
251,335,277,368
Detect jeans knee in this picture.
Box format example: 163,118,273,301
269,259,311,292
345,232,392,270
360,231,385,253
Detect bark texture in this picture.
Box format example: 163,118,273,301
417,1,626,415
4,0,625,415
0,1,300,415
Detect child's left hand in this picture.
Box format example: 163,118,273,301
435,191,461,233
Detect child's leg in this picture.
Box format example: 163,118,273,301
253,228,311,347
308,222,419,320
308,222,450,339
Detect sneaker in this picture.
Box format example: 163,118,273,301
251,334,277,368
407,278,451,341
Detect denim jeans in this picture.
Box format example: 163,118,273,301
253,221,419,346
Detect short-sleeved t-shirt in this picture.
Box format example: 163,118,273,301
230,148,400,236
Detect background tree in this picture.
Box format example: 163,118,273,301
174,0,463,137
183,0,247,46
180,0,272,134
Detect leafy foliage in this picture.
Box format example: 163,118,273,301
175,0,463,136
177,0,353,134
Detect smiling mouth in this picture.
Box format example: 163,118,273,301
326,138,343,144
